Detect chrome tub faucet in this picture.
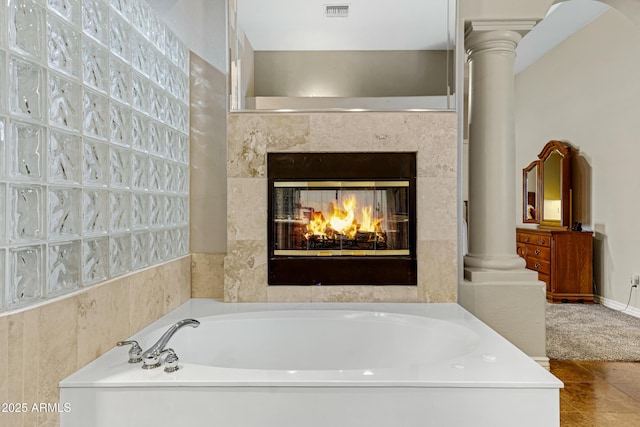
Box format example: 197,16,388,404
141,318,200,369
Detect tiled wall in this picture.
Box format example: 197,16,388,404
0,255,191,427
0,0,190,313
225,111,458,303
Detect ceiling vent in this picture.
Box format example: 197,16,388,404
325,4,349,18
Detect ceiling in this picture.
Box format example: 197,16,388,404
236,0,610,73
236,0,456,51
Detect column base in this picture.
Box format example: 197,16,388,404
464,253,526,270
459,269,547,360
464,266,538,282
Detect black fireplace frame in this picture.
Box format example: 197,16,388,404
267,152,417,286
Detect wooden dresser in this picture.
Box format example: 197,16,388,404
516,228,593,303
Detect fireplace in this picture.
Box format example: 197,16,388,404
268,153,417,286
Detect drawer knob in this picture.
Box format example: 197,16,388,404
524,237,530,242
540,239,546,244
534,249,541,255
535,262,541,268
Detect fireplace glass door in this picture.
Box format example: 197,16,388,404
267,152,416,286
273,181,410,256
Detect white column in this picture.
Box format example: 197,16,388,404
459,22,547,365
464,21,534,272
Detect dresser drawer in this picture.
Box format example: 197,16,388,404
526,257,550,275
536,234,551,247
525,244,550,261
518,232,538,245
518,232,551,247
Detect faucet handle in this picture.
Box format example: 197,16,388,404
164,349,180,373
116,340,143,363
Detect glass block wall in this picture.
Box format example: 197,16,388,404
0,0,190,312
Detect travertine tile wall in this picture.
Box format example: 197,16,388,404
0,255,191,427
191,252,224,299
225,111,458,303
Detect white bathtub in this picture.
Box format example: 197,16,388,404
60,300,562,427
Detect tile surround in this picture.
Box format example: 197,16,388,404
191,253,225,299
225,111,458,302
0,256,191,427
224,240,268,302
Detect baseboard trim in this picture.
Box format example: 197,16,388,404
595,295,640,319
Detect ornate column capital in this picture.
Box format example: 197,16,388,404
465,20,536,59
465,19,537,38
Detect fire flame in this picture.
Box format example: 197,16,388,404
305,194,383,240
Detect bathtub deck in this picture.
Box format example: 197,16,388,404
60,299,562,427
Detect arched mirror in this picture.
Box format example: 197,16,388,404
539,141,572,228
523,161,539,223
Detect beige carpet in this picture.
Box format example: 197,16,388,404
546,303,640,361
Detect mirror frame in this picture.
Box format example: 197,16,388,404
538,140,572,228
522,160,540,224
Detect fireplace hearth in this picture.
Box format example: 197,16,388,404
268,153,417,286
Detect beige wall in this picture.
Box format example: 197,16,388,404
189,52,228,255
229,11,255,110
515,8,640,309
224,111,458,303
189,52,228,300
254,50,454,97
0,257,191,427
241,35,255,101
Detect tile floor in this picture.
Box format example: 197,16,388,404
550,360,640,426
